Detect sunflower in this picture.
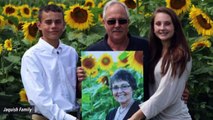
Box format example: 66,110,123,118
90,69,98,78
97,0,107,23
128,51,143,73
98,0,107,8
145,13,152,18
117,51,129,67
84,0,95,8
48,1,55,5
4,39,12,51
5,20,18,32
99,53,113,70
2,4,18,16
22,21,38,42
0,44,3,54
189,6,213,36
191,36,211,52
166,0,191,15
32,7,39,18
19,4,31,18
0,15,5,28
65,4,94,31
19,89,28,102
57,3,66,10
120,0,137,9
48,2,66,10
81,55,97,75
98,14,103,23
97,75,109,85
17,21,25,31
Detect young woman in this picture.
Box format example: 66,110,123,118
128,7,192,120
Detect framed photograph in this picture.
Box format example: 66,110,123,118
81,51,144,120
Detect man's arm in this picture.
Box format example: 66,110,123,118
182,84,189,104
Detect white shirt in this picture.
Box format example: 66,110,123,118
140,58,192,120
21,38,79,120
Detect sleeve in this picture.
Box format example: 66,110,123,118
20,55,77,120
139,59,192,119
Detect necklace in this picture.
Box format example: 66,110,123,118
116,99,134,120
116,106,130,120
119,106,128,114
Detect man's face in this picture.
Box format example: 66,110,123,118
37,11,65,42
103,4,129,44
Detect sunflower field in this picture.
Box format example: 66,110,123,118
0,0,212,120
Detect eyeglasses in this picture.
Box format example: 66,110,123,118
111,84,131,91
106,19,128,25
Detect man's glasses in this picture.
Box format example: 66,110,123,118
106,19,128,25
111,84,131,91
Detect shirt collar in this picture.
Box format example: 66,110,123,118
38,38,63,54
104,33,132,50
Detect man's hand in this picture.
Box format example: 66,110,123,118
182,86,189,104
77,67,86,82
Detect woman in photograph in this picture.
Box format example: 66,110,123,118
106,69,141,120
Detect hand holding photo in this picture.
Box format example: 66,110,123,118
81,51,144,120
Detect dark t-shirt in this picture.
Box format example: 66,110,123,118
86,34,150,101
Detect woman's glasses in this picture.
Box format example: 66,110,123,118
111,84,131,91
106,18,128,25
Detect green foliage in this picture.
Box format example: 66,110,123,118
188,44,213,120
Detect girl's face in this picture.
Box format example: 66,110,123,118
154,12,174,43
111,81,133,105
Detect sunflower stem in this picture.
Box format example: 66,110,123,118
0,52,5,78
136,0,139,14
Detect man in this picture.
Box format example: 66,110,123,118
21,4,79,120
77,0,150,100
77,0,189,117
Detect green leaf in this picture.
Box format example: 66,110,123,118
118,51,128,60
0,76,15,84
4,55,21,64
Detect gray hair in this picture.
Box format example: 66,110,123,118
102,0,130,20
110,69,137,90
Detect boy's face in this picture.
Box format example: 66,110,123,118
37,11,65,42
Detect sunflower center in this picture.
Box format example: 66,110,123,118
102,57,110,66
85,2,93,7
6,7,15,14
28,23,38,38
170,0,186,9
71,7,88,23
24,8,30,15
197,43,206,47
196,15,211,29
6,42,11,48
121,58,128,63
101,76,108,84
125,0,136,9
8,20,14,25
18,23,24,30
83,57,95,69
33,9,38,13
134,51,143,65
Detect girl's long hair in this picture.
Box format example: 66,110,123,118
149,7,191,84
